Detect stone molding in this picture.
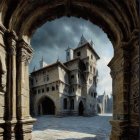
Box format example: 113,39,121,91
17,40,33,64
7,31,18,55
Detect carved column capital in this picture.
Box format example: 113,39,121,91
17,39,34,64
7,31,18,55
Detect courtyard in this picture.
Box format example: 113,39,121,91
32,114,112,140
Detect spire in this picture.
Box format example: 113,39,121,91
57,56,60,62
78,35,88,47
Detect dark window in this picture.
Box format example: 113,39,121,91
70,99,74,110
77,52,81,56
71,75,74,79
93,68,96,73
94,92,97,98
46,87,49,92
91,92,93,97
42,89,44,93
36,79,38,83
90,66,92,72
63,98,67,109
91,55,93,59
52,86,55,91
72,88,74,92
38,89,40,94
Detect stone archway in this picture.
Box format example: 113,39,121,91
0,0,139,140
38,96,55,115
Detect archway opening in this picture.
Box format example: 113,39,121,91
78,101,84,116
29,16,113,139
38,97,55,115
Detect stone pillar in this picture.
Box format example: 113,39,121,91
0,24,6,139
108,43,131,140
128,30,139,140
4,31,18,140
16,40,36,140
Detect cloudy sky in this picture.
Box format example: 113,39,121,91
30,17,114,95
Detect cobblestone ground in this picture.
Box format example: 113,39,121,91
32,114,112,140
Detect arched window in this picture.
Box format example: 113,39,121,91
70,99,74,110
63,98,67,109
94,92,97,98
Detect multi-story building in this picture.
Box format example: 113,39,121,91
30,35,100,116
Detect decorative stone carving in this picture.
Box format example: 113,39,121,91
17,40,33,65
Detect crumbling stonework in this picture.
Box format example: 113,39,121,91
0,0,139,140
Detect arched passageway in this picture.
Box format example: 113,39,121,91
38,97,55,115
97,104,101,114
78,101,84,116
0,1,139,140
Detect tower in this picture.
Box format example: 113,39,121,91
66,46,73,61
40,57,47,68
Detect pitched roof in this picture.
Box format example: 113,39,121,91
77,35,88,47
31,61,69,74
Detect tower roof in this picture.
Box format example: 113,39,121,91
77,35,88,47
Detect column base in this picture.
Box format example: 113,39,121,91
15,117,36,140
4,119,17,140
110,119,129,140
0,120,5,140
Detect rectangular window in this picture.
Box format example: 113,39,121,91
77,52,81,56
46,87,49,92
38,89,40,94
71,75,74,79
52,86,55,91
42,89,44,93
73,88,74,92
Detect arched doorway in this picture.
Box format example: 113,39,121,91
78,101,84,116
38,97,55,115
97,104,101,114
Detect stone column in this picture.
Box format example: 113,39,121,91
128,30,139,140
4,31,18,140
16,40,36,140
0,24,6,139
108,43,131,140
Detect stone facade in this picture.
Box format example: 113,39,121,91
97,92,113,114
0,0,139,139
30,36,99,117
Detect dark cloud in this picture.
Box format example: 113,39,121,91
31,17,105,50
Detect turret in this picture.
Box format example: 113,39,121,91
66,46,73,61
